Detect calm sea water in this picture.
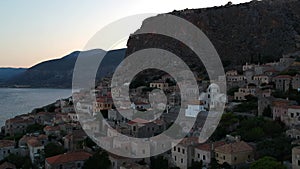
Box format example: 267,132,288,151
0,88,71,127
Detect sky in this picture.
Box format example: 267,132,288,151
0,0,251,68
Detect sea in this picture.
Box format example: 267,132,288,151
0,88,72,127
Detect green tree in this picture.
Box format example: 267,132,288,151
26,123,45,133
227,86,239,96
5,154,32,169
188,161,202,169
262,105,272,117
250,156,286,169
151,156,169,169
44,143,65,158
83,151,111,169
257,136,292,161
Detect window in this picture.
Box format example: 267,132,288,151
298,160,300,166
178,147,180,153
203,155,206,160
291,113,294,118
173,147,176,151
77,163,81,167
181,159,183,163
234,157,237,161
174,156,177,161
223,156,225,160
182,149,185,154
142,149,145,154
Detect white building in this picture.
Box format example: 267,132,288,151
27,138,44,164
185,101,205,118
0,140,16,160
199,83,226,109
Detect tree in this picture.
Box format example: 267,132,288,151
250,156,286,169
26,123,45,133
5,154,32,169
257,136,292,161
227,86,239,96
83,151,111,169
188,161,202,169
210,158,221,169
262,105,272,117
151,156,168,169
84,137,97,149
44,143,65,158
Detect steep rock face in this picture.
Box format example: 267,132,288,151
126,0,300,69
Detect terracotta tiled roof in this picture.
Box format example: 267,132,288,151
195,141,226,151
44,125,60,131
128,118,149,125
274,75,292,79
27,138,42,147
6,117,34,124
0,162,16,169
46,151,92,165
178,137,199,146
0,140,15,148
289,105,300,109
215,141,253,154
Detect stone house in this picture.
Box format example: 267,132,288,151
286,106,300,127
293,74,300,90
292,146,300,169
273,75,292,92
150,81,169,90
214,141,254,168
0,140,16,160
5,117,35,136
234,86,256,101
193,141,226,167
27,138,44,164
171,137,198,169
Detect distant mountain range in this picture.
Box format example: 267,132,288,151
0,49,126,88
0,68,27,83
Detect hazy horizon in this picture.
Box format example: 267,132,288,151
0,0,251,68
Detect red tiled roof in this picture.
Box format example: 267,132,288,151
44,125,60,131
128,118,149,125
195,141,226,151
134,101,149,105
0,162,16,169
178,137,199,146
46,151,92,165
0,140,15,148
274,75,292,79
215,141,253,154
6,117,34,124
289,105,300,109
27,138,42,147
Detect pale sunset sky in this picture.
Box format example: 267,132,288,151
0,0,251,68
